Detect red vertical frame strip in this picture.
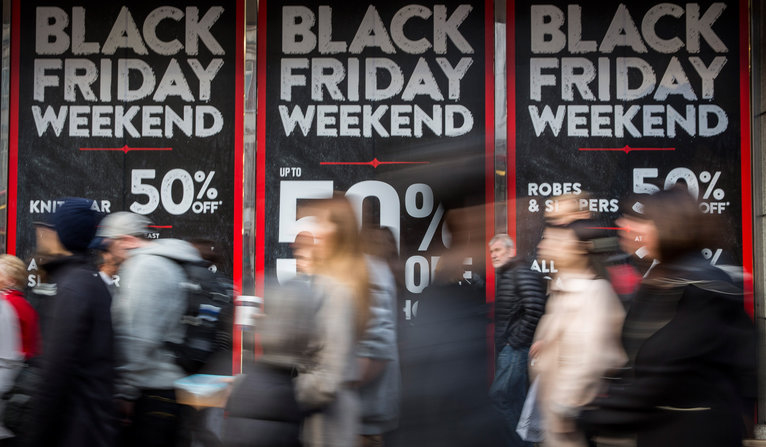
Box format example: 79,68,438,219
739,0,754,317
232,0,246,374
255,0,268,299
7,0,20,255
506,0,516,247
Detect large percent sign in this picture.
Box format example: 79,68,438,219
276,180,448,289
631,168,730,267
633,167,729,214
130,169,222,215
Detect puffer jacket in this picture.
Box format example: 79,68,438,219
494,258,546,350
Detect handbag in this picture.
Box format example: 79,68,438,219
516,376,544,442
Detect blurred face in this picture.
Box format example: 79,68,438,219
106,237,130,265
294,245,313,274
537,226,586,271
489,240,514,269
35,225,68,256
106,234,146,266
292,233,315,274
99,250,119,277
546,197,589,227
616,215,659,260
313,210,337,261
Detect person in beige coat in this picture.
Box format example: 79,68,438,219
295,195,371,447
531,218,626,447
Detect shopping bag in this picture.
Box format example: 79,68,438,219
516,377,544,442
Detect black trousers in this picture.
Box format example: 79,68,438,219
120,389,185,447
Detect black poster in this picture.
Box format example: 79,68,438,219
10,0,244,279
510,0,753,302
256,1,493,320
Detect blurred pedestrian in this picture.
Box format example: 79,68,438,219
531,217,626,447
23,198,116,447
0,255,40,361
358,226,401,447
187,238,235,371
223,277,315,447
395,205,503,447
0,283,23,444
295,195,370,447
577,187,757,447
488,234,546,447
97,212,205,447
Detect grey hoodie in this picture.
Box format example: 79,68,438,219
113,239,203,400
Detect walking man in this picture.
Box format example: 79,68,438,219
488,234,546,446
97,212,205,447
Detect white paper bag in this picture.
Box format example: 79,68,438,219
516,377,544,442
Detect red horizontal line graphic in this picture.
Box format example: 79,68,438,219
579,145,675,153
148,225,173,229
320,158,429,168
80,145,173,153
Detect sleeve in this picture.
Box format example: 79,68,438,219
581,284,756,433
356,261,396,360
113,256,186,400
294,281,357,409
26,274,98,444
550,281,626,410
507,267,547,346
0,300,23,394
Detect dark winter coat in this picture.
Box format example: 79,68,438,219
25,255,116,447
223,362,303,447
395,274,504,447
494,258,546,350
578,254,756,447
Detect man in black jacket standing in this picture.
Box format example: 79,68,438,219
488,234,546,447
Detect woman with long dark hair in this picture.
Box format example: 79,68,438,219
577,186,756,446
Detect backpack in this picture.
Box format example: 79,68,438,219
165,261,234,374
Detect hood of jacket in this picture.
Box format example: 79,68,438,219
129,238,203,263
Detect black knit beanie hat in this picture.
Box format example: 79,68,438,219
53,198,102,253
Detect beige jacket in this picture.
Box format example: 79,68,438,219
532,274,626,446
295,275,360,447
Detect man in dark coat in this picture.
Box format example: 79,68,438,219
488,234,546,447
24,198,116,447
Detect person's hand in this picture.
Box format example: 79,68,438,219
530,340,544,359
357,357,387,386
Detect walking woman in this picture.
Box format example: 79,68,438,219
531,216,626,447
296,195,370,447
578,187,756,447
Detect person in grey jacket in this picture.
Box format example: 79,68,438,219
97,211,205,447
488,234,546,447
357,254,401,446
